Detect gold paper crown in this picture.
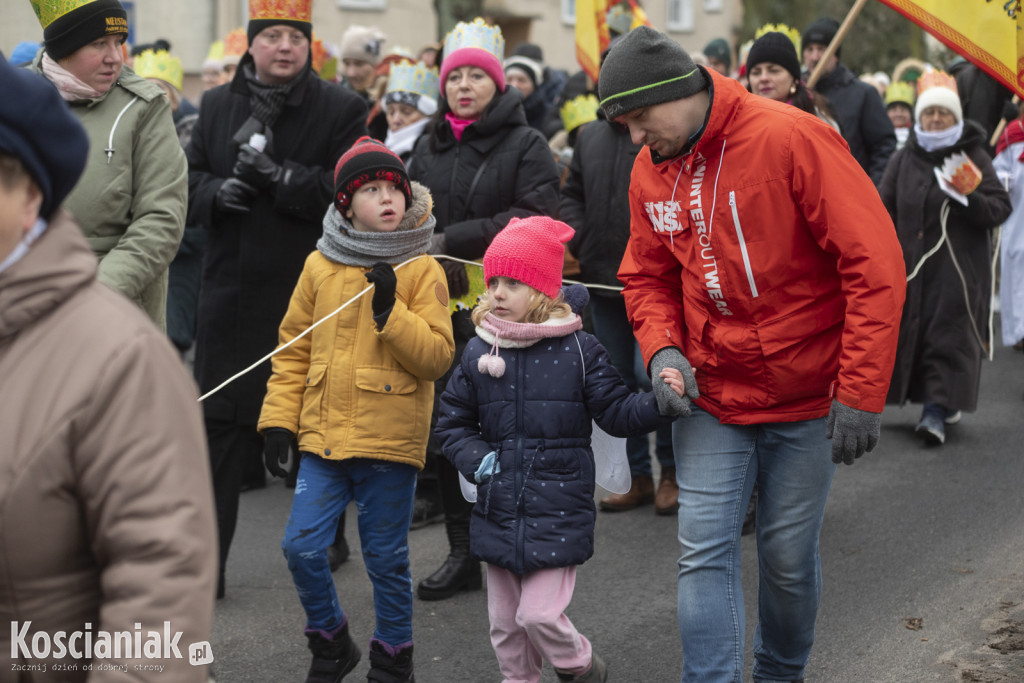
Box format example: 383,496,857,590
754,23,802,54
249,0,312,23
386,60,440,100
133,49,183,91
205,40,225,64
30,0,103,29
443,18,504,61
224,27,248,57
885,81,915,108
892,57,929,85
560,94,599,134
917,70,957,96
311,31,327,74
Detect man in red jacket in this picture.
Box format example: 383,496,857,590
599,27,906,682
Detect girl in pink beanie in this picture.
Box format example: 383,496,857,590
434,216,688,683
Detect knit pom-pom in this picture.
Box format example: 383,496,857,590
477,354,506,378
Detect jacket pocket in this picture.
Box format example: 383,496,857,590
300,362,328,434
351,366,422,448
728,191,759,298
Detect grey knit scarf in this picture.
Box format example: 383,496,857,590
317,181,436,266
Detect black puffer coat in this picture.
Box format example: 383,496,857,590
560,117,641,296
437,327,670,574
186,60,368,423
879,121,1011,411
407,87,560,260
815,63,896,185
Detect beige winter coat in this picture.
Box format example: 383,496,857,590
0,212,216,682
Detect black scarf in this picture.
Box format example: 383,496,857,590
242,62,300,128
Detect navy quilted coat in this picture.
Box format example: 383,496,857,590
436,330,672,575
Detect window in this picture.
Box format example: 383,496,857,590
336,0,386,9
704,0,723,12
666,0,694,32
562,0,576,25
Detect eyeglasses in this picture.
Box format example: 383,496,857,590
256,31,308,47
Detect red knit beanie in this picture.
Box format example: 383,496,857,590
333,136,411,212
483,216,574,298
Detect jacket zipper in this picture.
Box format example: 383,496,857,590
729,190,759,298
514,349,526,575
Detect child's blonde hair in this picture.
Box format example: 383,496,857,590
471,281,572,326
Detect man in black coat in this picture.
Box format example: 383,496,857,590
186,9,368,598
802,17,896,185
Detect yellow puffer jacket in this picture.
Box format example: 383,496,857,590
258,250,454,469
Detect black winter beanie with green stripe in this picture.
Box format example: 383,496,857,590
598,26,707,120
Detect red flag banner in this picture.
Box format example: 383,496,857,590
876,0,1024,98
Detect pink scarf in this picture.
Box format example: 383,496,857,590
476,312,583,377
41,52,106,101
445,112,475,141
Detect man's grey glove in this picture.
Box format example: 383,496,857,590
825,399,881,465
649,347,699,417
215,178,258,214
233,143,284,190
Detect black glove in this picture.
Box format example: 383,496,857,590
365,261,397,319
441,259,469,299
215,178,258,214
649,347,700,417
263,428,295,478
233,143,283,190
825,399,881,465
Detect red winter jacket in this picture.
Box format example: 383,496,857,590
618,69,906,424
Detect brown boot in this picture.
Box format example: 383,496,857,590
599,475,654,511
654,467,678,515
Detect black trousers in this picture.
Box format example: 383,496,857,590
205,418,263,580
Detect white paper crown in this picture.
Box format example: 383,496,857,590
386,60,440,100
443,18,504,60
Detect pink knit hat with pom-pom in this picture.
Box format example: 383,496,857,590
483,217,574,299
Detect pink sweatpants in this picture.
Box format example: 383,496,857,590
486,564,593,683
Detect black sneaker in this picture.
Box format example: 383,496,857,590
409,496,443,530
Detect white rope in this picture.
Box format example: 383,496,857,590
197,253,625,402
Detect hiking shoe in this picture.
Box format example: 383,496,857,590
915,413,945,445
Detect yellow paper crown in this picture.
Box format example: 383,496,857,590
224,28,248,57
443,18,504,61
133,49,183,91
30,0,102,29
917,70,957,96
205,40,225,64
754,23,801,54
249,0,312,23
386,60,440,100
885,81,915,108
560,94,600,134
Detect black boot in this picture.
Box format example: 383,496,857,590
366,640,414,683
417,457,481,601
328,510,349,572
304,623,360,683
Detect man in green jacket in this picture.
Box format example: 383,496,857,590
26,0,186,330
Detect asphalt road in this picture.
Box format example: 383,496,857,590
210,343,1024,682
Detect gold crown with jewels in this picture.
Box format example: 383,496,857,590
249,0,312,22
917,70,957,96
386,60,440,99
560,94,600,134
133,49,184,91
753,23,801,54
443,18,504,60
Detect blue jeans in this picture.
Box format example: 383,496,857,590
283,455,417,646
672,408,837,682
589,294,674,476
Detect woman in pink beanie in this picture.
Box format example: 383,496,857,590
434,216,689,683
407,18,562,602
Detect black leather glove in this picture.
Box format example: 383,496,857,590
825,399,881,465
233,143,283,190
263,428,295,478
365,261,397,318
441,259,469,299
215,178,258,214
649,347,700,417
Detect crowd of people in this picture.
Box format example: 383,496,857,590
2,0,1022,681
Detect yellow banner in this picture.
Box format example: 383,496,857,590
877,0,1024,97
575,0,610,83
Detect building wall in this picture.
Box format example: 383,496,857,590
4,0,742,93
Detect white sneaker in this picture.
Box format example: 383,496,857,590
945,410,962,425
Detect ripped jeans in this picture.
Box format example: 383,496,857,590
282,455,417,646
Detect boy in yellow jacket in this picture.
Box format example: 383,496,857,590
258,137,455,682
